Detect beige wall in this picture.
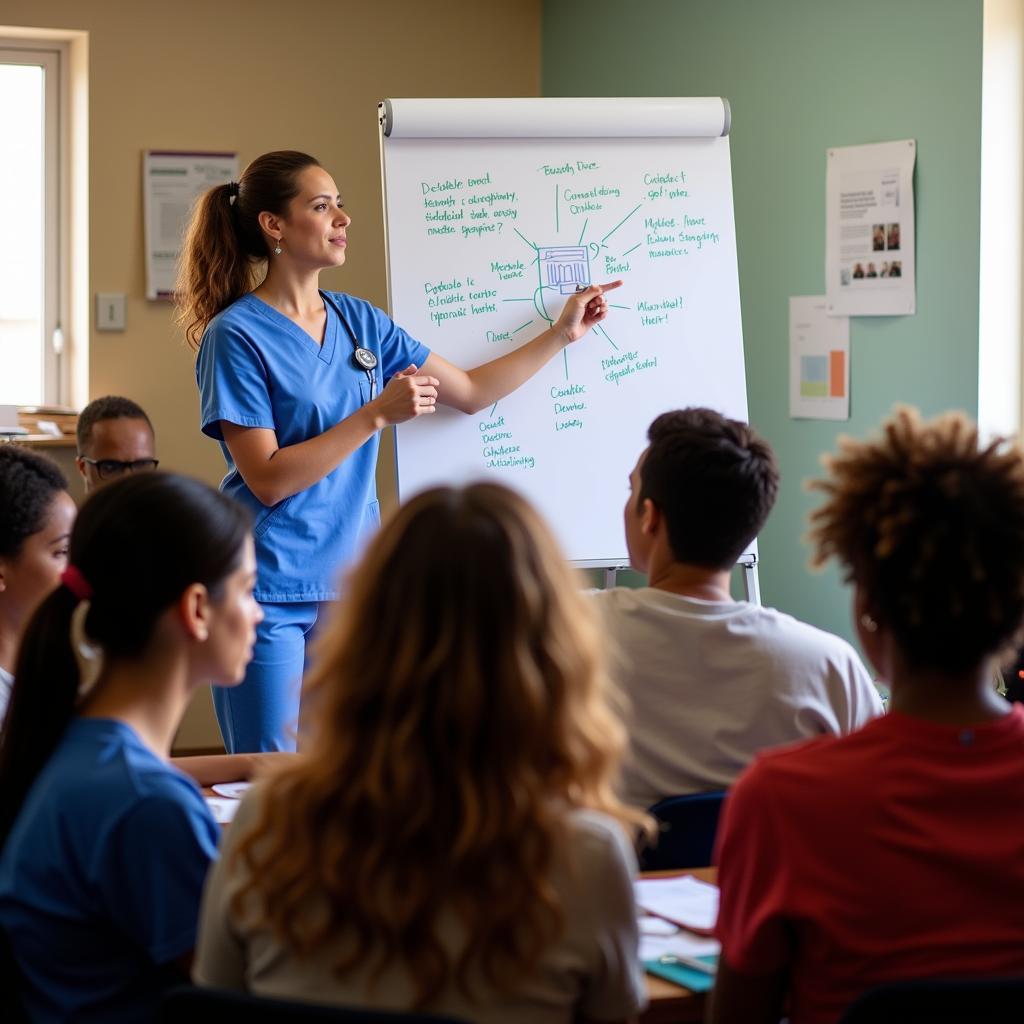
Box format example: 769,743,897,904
3,0,541,749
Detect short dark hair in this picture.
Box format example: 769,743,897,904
0,446,68,559
76,396,154,451
639,408,779,570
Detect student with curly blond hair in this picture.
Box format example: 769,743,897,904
194,483,649,1023
710,407,1024,1024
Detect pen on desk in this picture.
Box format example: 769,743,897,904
657,953,717,975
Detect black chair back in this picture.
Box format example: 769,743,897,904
839,976,1024,1022
0,929,28,1024
159,984,470,1023
639,790,725,870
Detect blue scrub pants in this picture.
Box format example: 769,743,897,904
212,601,325,753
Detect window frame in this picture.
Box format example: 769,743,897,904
0,39,69,407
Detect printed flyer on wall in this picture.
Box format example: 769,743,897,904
143,151,238,300
825,139,915,317
789,296,849,421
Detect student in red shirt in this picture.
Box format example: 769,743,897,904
710,406,1024,1024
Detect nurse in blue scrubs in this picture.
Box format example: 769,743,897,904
177,150,619,753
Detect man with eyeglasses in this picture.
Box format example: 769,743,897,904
75,396,159,494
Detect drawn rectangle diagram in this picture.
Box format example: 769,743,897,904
539,246,590,294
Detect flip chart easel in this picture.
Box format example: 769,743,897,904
378,97,760,603
603,552,759,603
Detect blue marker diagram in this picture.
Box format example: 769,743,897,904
489,191,644,394
539,246,591,294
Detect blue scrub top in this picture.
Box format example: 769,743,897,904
196,291,431,601
0,718,219,1024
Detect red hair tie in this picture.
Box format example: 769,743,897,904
61,565,93,602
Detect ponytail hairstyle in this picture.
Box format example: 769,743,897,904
0,472,251,847
175,150,321,350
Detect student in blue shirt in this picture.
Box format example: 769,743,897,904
176,149,621,754
0,472,262,1023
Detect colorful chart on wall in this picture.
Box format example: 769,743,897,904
379,98,750,566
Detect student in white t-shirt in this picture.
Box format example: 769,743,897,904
0,446,76,721
593,408,883,808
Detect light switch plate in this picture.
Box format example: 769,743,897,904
96,293,126,331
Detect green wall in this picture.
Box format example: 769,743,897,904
544,0,984,644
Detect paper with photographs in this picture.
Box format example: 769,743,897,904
825,139,915,316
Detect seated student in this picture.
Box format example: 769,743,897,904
711,407,1024,1024
194,483,648,1024
0,446,262,788
0,473,261,1023
76,396,281,784
593,408,882,808
75,395,158,493
0,446,76,720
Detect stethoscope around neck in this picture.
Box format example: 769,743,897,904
321,291,378,400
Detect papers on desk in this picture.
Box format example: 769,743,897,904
638,913,720,991
205,796,241,824
634,874,719,935
211,781,251,799
637,876,721,991
205,782,251,824
639,925,720,963
0,406,26,435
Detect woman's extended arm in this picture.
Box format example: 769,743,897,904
425,281,621,414
221,366,439,507
221,282,618,506
172,752,293,787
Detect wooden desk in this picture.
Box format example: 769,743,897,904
640,867,716,1024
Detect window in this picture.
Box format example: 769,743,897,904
0,42,66,406
979,0,1024,439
